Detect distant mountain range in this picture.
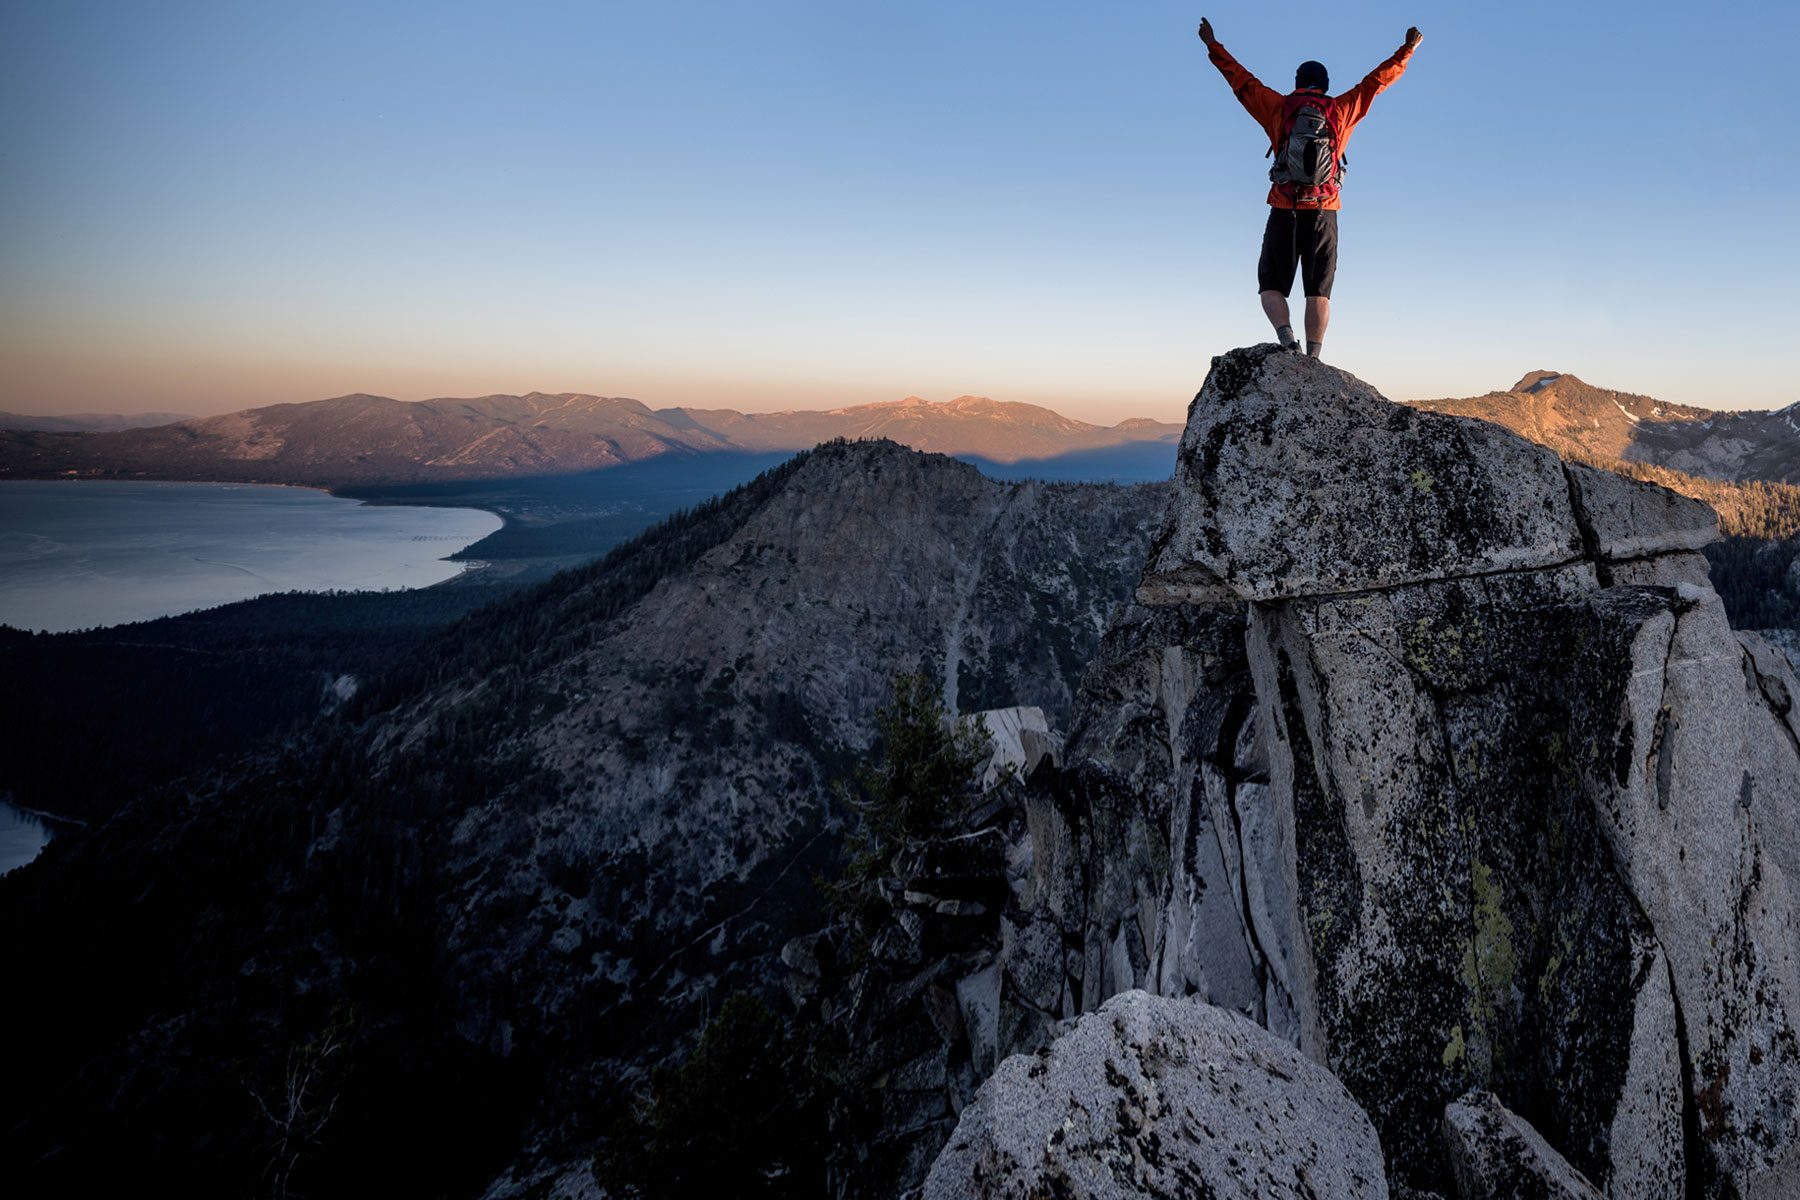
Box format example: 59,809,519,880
1409,371,1800,483
0,409,193,433
5,370,1793,490
0,392,1183,487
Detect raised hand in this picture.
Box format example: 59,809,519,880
1198,18,1216,46
1405,26,1422,48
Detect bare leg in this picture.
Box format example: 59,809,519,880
1304,296,1330,344
1261,291,1299,348
1260,290,1291,334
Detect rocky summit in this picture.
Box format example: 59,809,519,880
903,345,1800,1199
1137,347,1718,603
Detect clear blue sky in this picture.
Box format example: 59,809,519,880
3,0,1795,422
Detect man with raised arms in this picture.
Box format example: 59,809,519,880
1198,18,1422,359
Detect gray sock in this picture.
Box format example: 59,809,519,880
1306,341,1324,358
1275,324,1297,347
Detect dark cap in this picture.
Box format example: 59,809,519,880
1295,60,1329,91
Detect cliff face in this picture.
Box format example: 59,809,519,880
923,347,1800,1198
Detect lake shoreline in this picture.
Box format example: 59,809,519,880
1,474,516,596
0,473,515,532
14,804,88,829
0,799,56,875
0,480,502,634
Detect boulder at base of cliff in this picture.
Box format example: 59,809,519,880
1443,1090,1603,1200
921,989,1388,1200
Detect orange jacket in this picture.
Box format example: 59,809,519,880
1207,39,1414,210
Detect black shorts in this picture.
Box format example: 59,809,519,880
1257,208,1338,299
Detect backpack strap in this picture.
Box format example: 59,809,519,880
1278,90,1341,144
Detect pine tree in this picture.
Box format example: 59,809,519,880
820,671,992,940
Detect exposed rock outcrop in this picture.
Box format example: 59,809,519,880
923,989,1389,1200
1138,348,1717,604
918,348,1800,1198
1012,601,1282,1032
972,706,1060,787
1112,346,1800,1196
1443,1090,1604,1200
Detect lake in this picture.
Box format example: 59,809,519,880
0,480,502,633
0,800,53,875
